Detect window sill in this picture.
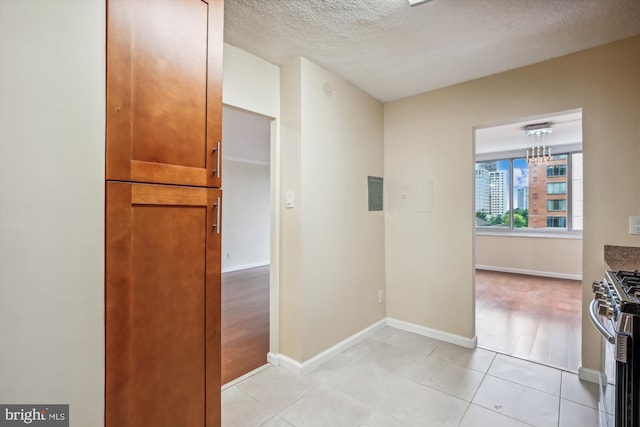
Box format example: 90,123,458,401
475,229,583,240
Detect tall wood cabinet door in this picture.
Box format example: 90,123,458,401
106,0,223,188
106,182,221,427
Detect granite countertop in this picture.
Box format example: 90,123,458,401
604,245,640,271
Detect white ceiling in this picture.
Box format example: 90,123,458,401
476,111,582,155
224,0,640,103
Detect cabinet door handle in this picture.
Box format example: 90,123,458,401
212,141,220,178
212,196,221,234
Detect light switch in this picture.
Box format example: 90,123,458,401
286,191,295,208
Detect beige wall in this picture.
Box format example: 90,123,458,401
0,1,105,425
279,58,304,360
475,235,582,279
384,36,640,372
280,57,386,362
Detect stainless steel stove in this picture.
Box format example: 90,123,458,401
591,270,640,427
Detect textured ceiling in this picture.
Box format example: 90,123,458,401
225,0,640,102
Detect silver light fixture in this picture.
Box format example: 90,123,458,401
524,122,552,164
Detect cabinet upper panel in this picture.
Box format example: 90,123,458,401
131,0,207,169
107,0,223,188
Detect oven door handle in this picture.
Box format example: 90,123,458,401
589,300,615,344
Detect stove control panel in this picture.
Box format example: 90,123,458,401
592,280,619,320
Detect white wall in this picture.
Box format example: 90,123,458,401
223,43,280,119
221,160,270,272
280,57,386,362
384,36,640,374
0,1,105,426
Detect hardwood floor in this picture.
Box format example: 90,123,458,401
221,266,270,385
475,269,582,372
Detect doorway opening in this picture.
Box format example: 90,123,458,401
220,106,272,384
473,110,583,372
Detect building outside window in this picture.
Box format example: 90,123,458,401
547,216,567,228
547,199,566,211
547,182,567,194
547,164,567,177
475,152,582,231
475,160,510,227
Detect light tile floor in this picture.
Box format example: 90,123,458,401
222,327,612,427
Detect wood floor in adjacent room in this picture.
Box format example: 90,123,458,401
475,269,582,372
221,265,270,385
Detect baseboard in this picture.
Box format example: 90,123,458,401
221,363,271,390
270,317,477,376
386,317,477,349
222,261,270,274
268,319,387,374
578,366,604,385
267,352,280,366
476,265,582,281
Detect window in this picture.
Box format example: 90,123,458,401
547,216,567,228
475,151,582,231
547,199,566,211
547,182,567,194
547,165,567,177
475,160,510,228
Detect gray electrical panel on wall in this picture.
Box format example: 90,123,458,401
368,176,383,211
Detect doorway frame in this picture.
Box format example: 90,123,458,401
471,108,584,371
221,102,281,367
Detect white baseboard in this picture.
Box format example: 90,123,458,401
221,363,271,390
476,265,582,281
578,366,604,384
268,319,387,374
267,352,280,366
269,317,477,376
222,261,270,274
386,317,477,349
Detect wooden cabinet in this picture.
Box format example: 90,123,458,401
106,183,221,426
105,0,224,425
106,0,223,188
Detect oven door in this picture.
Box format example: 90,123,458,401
589,300,616,426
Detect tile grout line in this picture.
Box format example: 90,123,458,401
225,328,596,427
457,350,495,426
557,371,563,427
462,351,541,427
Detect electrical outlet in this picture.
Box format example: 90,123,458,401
630,216,640,235
378,290,385,304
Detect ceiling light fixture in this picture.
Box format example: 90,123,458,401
408,0,434,7
524,122,552,164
